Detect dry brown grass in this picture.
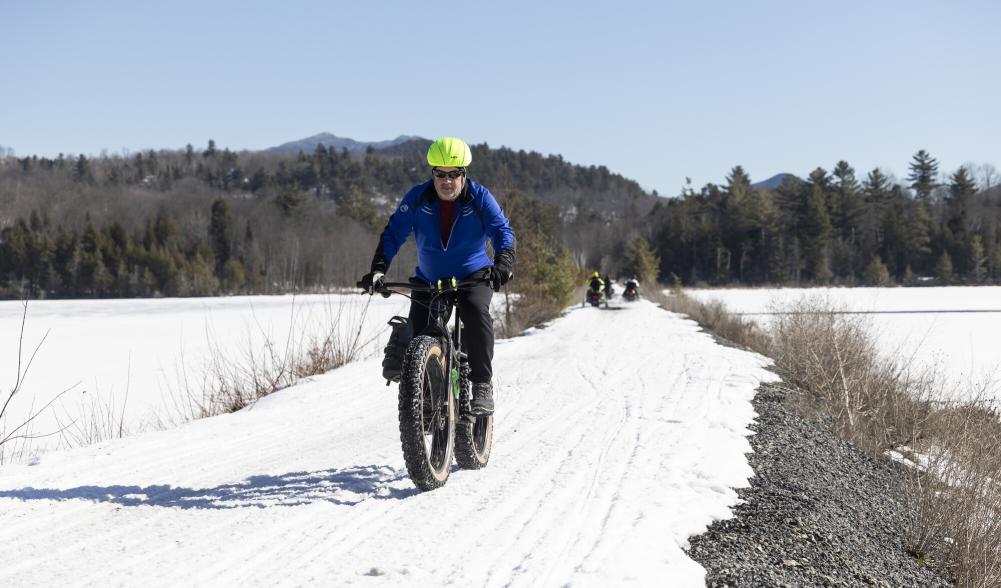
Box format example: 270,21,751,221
182,295,379,418
660,287,1001,586
764,300,937,455
647,286,769,351
495,286,583,339
905,400,1001,585
495,292,566,338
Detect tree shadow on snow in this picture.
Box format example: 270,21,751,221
0,464,420,509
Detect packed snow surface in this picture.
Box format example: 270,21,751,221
0,299,776,585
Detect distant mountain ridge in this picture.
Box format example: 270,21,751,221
269,133,425,154
751,173,796,191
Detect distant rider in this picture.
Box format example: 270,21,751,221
602,274,614,299
359,137,516,416
587,272,605,298
624,278,639,299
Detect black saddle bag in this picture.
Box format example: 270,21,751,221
382,316,413,382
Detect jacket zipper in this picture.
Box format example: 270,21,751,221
441,202,462,252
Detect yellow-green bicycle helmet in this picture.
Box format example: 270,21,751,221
427,137,472,167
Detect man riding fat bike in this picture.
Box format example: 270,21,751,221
359,137,516,416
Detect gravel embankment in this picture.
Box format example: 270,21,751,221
687,382,949,587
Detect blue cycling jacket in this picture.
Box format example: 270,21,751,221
376,179,516,282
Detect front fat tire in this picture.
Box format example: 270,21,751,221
399,335,455,491
455,373,493,470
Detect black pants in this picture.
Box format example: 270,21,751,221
408,270,494,384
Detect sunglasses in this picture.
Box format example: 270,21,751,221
432,169,465,180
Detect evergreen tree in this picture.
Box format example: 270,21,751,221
153,209,180,247
863,256,891,286
934,251,954,283
53,226,78,296
33,234,56,297
134,152,146,180
855,168,890,272
77,221,105,295
991,242,1001,280
209,197,232,275
902,264,915,284
338,187,382,230
0,222,29,294
801,168,833,282
222,259,246,293
907,149,939,200
189,252,217,295
864,168,892,207
74,154,92,183
627,236,660,285
968,234,986,282
275,187,308,216
946,166,978,241
904,200,933,275
722,166,755,281
831,161,864,243
498,191,577,325
29,209,44,232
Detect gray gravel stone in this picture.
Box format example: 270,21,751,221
687,382,948,587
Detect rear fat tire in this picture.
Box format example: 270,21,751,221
398,335,455,491
454,368,493,469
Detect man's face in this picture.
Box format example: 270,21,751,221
432,167,465,201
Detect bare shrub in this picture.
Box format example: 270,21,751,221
0,301,75,464
496,286,580,338
765,300,937,454
906,399,1001,585
185,295,380,418
647,286,768,351
52,381,131,448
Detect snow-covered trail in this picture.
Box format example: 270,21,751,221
0,299,776,586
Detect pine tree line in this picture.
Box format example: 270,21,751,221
0,140,647,299
1,143,998,298
0,202,261,298
650,152,1001,286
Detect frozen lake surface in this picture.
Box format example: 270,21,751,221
0,294,409,455
687,286,1001,402
0,291,529,457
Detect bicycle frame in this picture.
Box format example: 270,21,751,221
362,276,495,488
377,278,486,399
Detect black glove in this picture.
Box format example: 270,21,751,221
491,249,515,292
358,271,385,294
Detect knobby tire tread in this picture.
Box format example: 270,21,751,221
398,335,454,491
454,368,493,470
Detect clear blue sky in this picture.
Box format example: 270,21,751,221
2,0,999,196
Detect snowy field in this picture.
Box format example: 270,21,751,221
687,286,1001,401
0,295,409,457
0,298,777,585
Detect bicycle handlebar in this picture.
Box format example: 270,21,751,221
356,276,490,296
383,278,487,291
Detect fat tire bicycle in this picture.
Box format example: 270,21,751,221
363,277,494,491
